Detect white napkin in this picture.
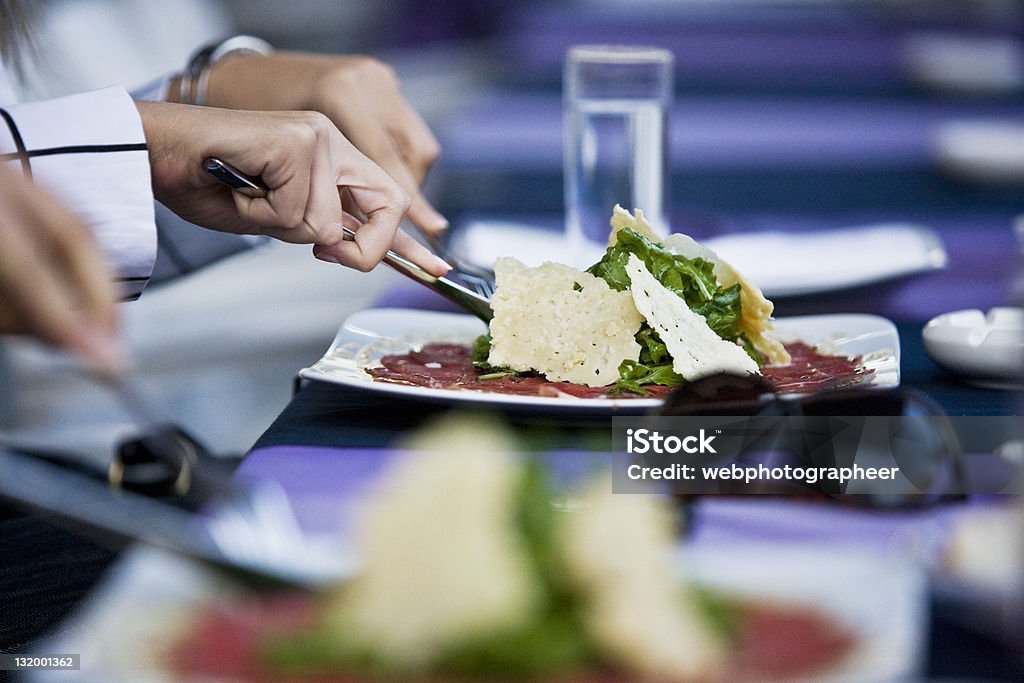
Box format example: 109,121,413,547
934,120,1024,186
702,224,948,297
456,220,947,298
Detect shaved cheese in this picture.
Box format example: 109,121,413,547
561,474,723,680
334,418,539,668
626,255,758,380
608,204,663,246
611,206,790,366
488,257,643,386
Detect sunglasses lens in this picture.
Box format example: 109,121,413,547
798,389,908,417
659,373,778,416
803,390,962,506
652,381,964,507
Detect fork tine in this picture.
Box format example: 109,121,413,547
417,228,496,298
460,272,496,299
458,260,496,298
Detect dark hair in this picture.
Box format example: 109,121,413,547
0,0,33,68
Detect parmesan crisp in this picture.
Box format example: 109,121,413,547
488,257,643,387
610,205,791,366
626,255,759,380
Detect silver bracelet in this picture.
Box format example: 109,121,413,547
178,35,273,106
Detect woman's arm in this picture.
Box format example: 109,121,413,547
1,86,157,299
169,49,448,235
135,100,448,274
0,165,122,373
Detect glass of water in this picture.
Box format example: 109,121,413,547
564,45,673,253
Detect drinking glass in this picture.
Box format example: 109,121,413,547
564,45,673,255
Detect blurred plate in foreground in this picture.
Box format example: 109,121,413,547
30,539,927,682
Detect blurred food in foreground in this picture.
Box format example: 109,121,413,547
168,415,856,681
942,502,1024,594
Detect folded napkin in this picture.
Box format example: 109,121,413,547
456,220,948,298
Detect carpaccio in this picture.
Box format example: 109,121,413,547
366,341,872,398
169,593,855,682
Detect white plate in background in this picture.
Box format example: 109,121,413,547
455,220,947,298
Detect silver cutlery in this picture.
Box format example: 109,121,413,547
204,157,494,322
0,447,330,590
419,229,497,299
0,361,327,589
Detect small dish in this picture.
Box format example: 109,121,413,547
922,308,1024,387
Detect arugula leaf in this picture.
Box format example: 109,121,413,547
611,359,685,395
263,627,383,677
436,609,592,677
472,333,529,380
587,228,718,305
587,229,758,391
472,333,494,368
691,283,742,340
739,333,763,365
588,228,745,343
635,325,670,365
690,587,742,641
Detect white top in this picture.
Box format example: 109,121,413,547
0,58,157,300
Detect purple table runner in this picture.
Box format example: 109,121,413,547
238,445,997,558
437,93,1024,172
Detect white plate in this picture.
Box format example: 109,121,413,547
679,544,927,683
922,307,1024,388
299,308,900,413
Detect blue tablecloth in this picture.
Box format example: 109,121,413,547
238,444,987,549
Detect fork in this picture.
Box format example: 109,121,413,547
0,446,331,590
205,157,494,322
205,155,495,295
419,230,496,299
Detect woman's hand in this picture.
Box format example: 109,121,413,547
136,101,449,274
181,52,447,235
0,167,122,372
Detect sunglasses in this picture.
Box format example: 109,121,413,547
110,424,234,509
653,373,966,508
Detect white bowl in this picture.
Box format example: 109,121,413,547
923,308,1024,387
